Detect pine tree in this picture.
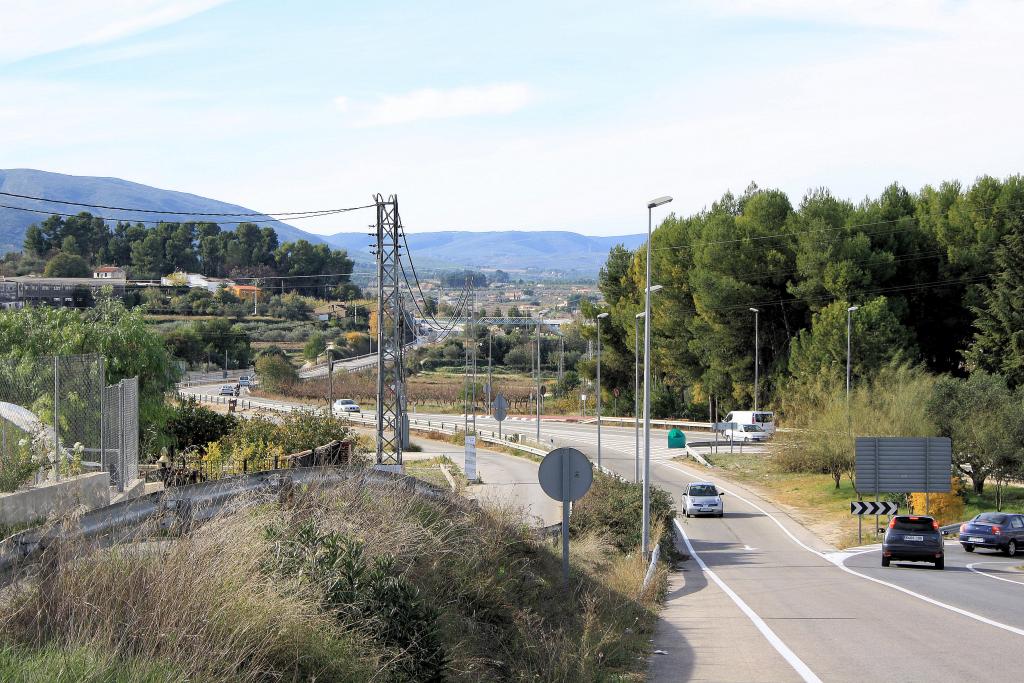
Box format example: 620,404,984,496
966,231,1024,386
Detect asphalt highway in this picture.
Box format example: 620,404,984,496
180,388,1024,680
454,412,1024,681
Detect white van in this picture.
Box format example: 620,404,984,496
722,410,775,435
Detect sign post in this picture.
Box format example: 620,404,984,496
538,447,593,584
464,435,477,482
492,393,508,440
853,436,952,543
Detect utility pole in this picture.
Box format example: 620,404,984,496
643,196,672,559
846,305,859,404
750,307,759,411
596,312,608,469
487,329,492,415
558,336,564,382
634,312,643,483
373,194,405,470
470,286,477,433
536,318,541,443
327,343,335,417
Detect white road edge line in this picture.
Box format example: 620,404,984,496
661,460,1024,638
673,518,822,683
967,561,1024,586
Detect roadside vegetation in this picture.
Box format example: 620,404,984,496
1,473,664,682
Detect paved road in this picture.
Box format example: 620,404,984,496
402,433,560,527
456,412,1024,681
181,386,560,527
180,389,1024,680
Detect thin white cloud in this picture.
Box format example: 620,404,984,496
700,0,1020,33
0,0,232,64
339,83,533,127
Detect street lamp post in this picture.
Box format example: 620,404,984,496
846,305,859,402
326,342,336,417
634,311,644,483
643,196,672,560
536,318,542,443
749,307,759,411
487,328,492,415
596,312,609,469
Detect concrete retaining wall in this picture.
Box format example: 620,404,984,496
0,472,110,527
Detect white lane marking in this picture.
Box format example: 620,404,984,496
660,460,1024,638
967,561,1024,586
674,518,822,683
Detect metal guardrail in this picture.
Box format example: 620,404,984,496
584,416,715,431
0,466,454,584
478,434,547,456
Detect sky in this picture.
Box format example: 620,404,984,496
1,0,1022,237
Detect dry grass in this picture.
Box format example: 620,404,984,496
1,472,663,682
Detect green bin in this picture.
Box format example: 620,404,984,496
667,428,686,449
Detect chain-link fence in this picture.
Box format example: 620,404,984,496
102,376,139,491
0,354,140,493
0,354,103,486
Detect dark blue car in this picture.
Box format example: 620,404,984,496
959,512,1024,556
882,515,944,569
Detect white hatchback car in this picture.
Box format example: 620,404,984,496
683,481,725,518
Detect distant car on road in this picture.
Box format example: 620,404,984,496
882,515,944,569
219,384,238,397
723,410,775,435
959,512,1024,556
682,481,725,518
721,423,768,443
238,375,251,387
332,399,361,414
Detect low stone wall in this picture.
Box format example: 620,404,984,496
0,472,110,527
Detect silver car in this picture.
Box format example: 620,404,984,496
683,481,725,518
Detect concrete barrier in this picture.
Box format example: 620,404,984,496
0,472,110,527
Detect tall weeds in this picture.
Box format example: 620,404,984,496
1,472,661,681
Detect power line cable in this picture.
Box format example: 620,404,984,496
0,190,375,218
0,203,360,225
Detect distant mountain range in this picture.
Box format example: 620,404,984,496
0,169,643,276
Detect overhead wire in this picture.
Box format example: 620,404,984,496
0,190,376,218
0,203,356,226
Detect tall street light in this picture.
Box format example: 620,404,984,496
634,311,644,483
846,304,859,402
643,194,672,560
749,307,759,411
326,342,337,417
596,312,609,469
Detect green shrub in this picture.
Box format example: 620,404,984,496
166,397,237,452
276,409,352,455
570,472,676,552
270,521,448,682
0,439,37,493
254,354,298,392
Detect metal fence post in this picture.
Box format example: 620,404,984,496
99,355,106,476
53,356,61,481
118,380,126,493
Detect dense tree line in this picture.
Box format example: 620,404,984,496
20,212,358,296
591,176,1024,417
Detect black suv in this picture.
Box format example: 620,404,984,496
882,515,944,569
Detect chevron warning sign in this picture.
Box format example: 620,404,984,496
850,501,898,516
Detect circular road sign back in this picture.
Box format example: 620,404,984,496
492,393,509,421
538,447,593,502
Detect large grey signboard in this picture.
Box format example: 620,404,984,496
854,437,952,493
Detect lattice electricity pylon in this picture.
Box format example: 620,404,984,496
373,193,404,470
